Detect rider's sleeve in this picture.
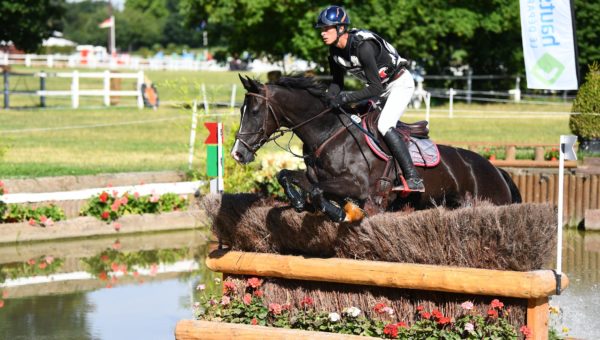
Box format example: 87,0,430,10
344,41,384,102
328,55,345,90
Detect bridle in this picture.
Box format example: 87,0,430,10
235,84,332,155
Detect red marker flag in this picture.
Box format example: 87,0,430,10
205,122,220,177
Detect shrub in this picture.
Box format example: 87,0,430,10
569,62,600,140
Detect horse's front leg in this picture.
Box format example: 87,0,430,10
277,169,308,212
309,186,346,222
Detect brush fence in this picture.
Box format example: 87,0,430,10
175,250,568,340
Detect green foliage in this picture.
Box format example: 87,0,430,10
61,0,108,47
0,0,65,52
0,256,64,282
0,182,6,222
570,63,600,140
2,204,66,226
195,278,526,339
80,190,187,222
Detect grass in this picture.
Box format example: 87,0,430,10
0,67,574,178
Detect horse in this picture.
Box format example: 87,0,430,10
231,75,521,222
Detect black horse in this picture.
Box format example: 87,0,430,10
231,75,521,222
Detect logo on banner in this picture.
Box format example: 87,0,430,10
532,53,565,85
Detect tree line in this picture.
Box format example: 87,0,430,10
2,0,598,76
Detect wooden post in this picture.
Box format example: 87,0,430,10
591,175,598,209
526,173,534,203
540,175,548,204
534,147,545,161
527,297,549,340
505,145,517,161
568,174,576,226
548,174,556,205
39,71,46,107
533,173,541,203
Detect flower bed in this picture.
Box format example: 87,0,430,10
193,277,531,339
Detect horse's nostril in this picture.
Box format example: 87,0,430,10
231,151,241,162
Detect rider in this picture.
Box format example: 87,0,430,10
315,5,424,192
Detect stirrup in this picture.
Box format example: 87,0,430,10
391,177,425,193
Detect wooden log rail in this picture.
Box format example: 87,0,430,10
174,250,569,340
438,141,573,164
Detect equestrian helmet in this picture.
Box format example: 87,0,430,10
315,5,350,28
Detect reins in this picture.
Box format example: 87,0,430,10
237,84,332,155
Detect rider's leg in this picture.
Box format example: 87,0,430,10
377,71,424,192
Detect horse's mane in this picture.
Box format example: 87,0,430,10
274,76,327,99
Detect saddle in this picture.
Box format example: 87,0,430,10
358,107,441,205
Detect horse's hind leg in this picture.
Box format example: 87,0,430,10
277,169,308,212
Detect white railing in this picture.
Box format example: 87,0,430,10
26,70,144,109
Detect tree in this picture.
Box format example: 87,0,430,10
62,1,110,47
0,0,65,52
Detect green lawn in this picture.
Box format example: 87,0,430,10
0,68,573,178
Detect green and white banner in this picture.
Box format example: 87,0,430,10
519,0,578,90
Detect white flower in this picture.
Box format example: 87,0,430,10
193,302,200,309
214,277,221,284
464,322,475,332
328,312,341,322
346,306,361,318
196,284,206,291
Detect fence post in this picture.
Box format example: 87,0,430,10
71,70,79,109
25,54,31,67
137,71,144,109
201,83,209,115
230,84,237,114
466,69,472,104
47,55,54,68
3,69,9,109
39,71,46,107
188,101,199,171
103,70,110,106
2,53,8,66
448,88,455,118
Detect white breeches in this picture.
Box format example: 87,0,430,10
377,71,415,135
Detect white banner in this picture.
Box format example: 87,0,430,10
519,0,578,90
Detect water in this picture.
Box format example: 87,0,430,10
0,229,216,340
0,228,597,339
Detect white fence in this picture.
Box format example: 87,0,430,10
4,70,144,109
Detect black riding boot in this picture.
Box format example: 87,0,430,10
383,128,425,192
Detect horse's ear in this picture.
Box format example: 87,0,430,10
246,76,262,93
239,74,252,91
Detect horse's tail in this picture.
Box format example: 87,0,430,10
498,168,522,203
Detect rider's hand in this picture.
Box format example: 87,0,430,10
329,92,349,108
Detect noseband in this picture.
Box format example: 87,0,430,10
236,84,331,155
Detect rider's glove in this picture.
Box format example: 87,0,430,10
329,92,349,108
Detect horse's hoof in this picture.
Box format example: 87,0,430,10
343,201,366,223
291,200,305,212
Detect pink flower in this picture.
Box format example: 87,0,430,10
40,215,47,223
134,192,140,199
28,218,36,226
149,263,158,276
150,193,160,203
113,222,121,231
243,293,252,305
112,190,119,197
490,299,504,309
246,277,262,288
111,263,120,272
27,259,36,266
253,290,263,298
119,264,127,273
382,306,395,316
2,291,8,298
461,301,474,310
223,281,236,294
38,262,47,269
44,256,54,264
42,217,54,227
251,318,258,325
120,196,129,205
221,296,230,306
0,300,4,308
112,240,121,250
111,201,120,212
196,284,206,291
268,303,282,315
520,325,532,338
464,322,475,332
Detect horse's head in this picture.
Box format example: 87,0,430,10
231,75,281,164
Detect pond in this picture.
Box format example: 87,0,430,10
0,228,597,339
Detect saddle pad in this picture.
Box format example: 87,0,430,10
363,120,441,168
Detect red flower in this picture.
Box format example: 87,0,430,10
27,259,36,266
282,303,292,311
111,262,120,272
100,255,110,262
487,309,499,318
98,271,108,281
99,191,109,203
437,316,451,325
246,277,262,289
222,281,236,294
520,325,532,338
243,293,252,305
420,312,431,319
101,211,110,220
396,321,408,329
431,309,444,319
0,300,4,308
253,290,263,298
490,299,504,309
38,262,47,269
28,218,36,226
416,305,424,312
300,296,313,307
268,303,282,315
251,318,258,325
374,302,387,314
383,323,399,338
